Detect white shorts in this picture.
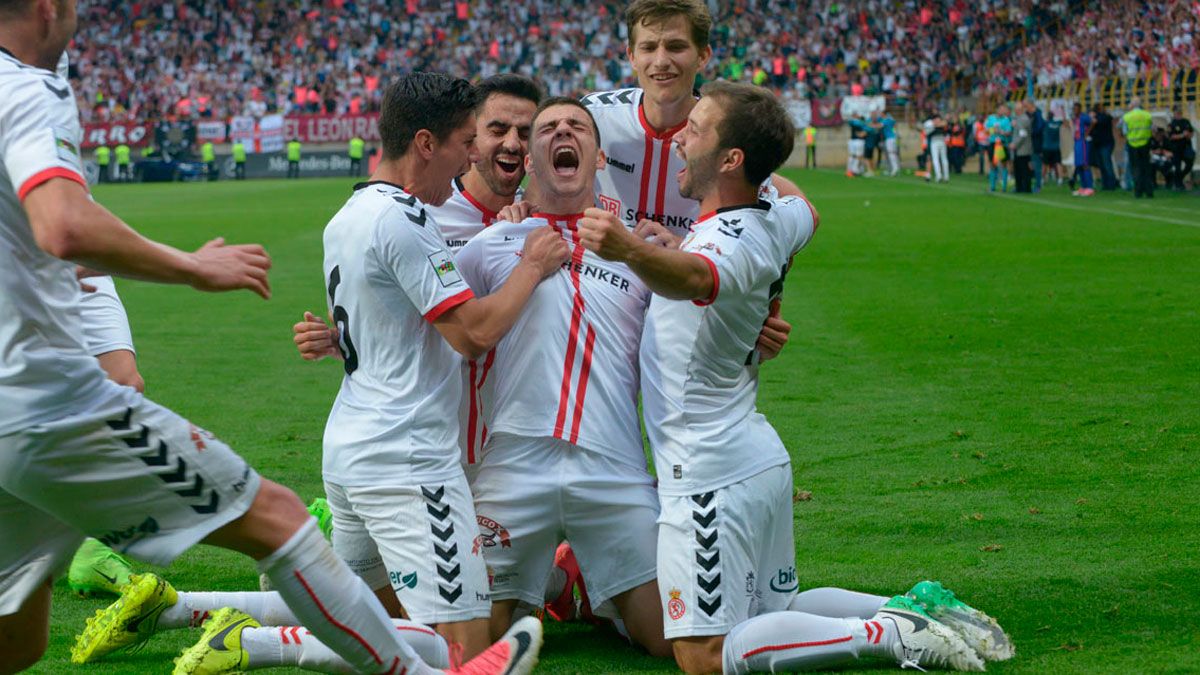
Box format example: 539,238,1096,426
657,464,795,639
849,139,866,156
325,471,491,624
885,138,898,153
0,384,260,616
471,433,659,608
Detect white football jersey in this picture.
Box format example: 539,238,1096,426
585,88,778,238
640,197,817,496
430,176,499,252
455,213,652,468
0,48,109,435
321,181,475,486
79,276,136,356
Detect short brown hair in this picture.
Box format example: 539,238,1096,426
624,0,712,50
699,81,794,185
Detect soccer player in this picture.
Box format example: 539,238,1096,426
454,97,671,658
0,4,541,675
880,110,900,176
578,81,1008,674
1070,102,1094,197
924,108,949,183
311,71,565,663
845,114,868,177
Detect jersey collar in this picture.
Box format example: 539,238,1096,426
637,91,689,140
454,175,499,223
696,200,770,224
353,179,405,192
532,212,584,230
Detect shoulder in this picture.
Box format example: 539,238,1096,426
0,58,66,119
580,88,641,111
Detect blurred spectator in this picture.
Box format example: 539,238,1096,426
1150,127,1175,187
1167,106,1195,190
1041,108,1064,185
1090,103,1116,191
1012,103,1033,192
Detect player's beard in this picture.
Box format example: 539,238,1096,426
478,150,524,198
679,147,719,201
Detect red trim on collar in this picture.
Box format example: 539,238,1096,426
458,183,499,225
638,103,687,140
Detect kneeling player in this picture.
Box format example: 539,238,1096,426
580,82,1011,673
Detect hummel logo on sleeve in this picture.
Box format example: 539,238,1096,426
43,80,70,99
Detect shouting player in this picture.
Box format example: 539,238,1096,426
454,97,671,657
0,3,541,675
579,82,1010,673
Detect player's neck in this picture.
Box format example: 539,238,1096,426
0,32,57,71
376,155,435,203
460,168,514,214
524,181,591,217
641,94,693,134
697,179,760,216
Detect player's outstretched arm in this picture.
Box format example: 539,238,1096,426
579,207,713,301
433,225,568,359
22,178,271,298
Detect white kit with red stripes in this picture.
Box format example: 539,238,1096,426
454,213,652,467
0,48,114,435
641,197,818,497
321,181,475,487
430,175,500,252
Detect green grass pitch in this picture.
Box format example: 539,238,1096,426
31,169,1200,673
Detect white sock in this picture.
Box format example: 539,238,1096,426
721,611,890,674
243,620,450,672
787,587,888,619
258,518,437,675
543,566,568,603
159,591,298,629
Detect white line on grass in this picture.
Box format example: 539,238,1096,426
918,180,1200,229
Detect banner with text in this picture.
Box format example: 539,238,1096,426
285,113,380,144
82,121,152,148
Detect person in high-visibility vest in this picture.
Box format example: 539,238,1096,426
348,136,365,176
803,126,817,169
232,141,247,180
95,145,111,183
201,141,217,181
287,139,302,178
1122,97,1154,198
114,144,131,182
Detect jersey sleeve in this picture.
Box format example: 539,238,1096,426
453,231,493,296
775,196,818,254
0,76,87,201
79,276,136,356
371,205,475,322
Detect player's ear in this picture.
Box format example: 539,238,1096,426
698,44,713,70
595,149,607,171
721,147,744,176
413,129,435,160
524,153,534,176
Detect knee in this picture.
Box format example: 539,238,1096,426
252,480,310,530
673,637,725,675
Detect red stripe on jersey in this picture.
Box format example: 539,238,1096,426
466,359,480,464
741,635,853,658
293,571,383,665
567,325,596,445
653,137,673,220
636,135,655,218
696,210,717,224
691,253,720,306
554,222,587,440
18,167,87,201
424,288,474,322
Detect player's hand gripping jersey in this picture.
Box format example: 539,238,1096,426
641,197,817,496
0,48,110,434
455,213,652,467
321,181,474,486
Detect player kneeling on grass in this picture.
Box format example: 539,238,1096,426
579,81,1013,673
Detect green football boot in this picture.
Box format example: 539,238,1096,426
172,607,258,675
67,538,135,597
907,580,1015,661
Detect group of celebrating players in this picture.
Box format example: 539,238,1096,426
0,0,1015,673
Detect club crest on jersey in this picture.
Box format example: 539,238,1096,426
598,194,621,216
667,588,686,620
473,515,511,553
696,241,723,256
428,250,462,287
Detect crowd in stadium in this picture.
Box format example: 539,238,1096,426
71,0,1086,124
978,0,1199,95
